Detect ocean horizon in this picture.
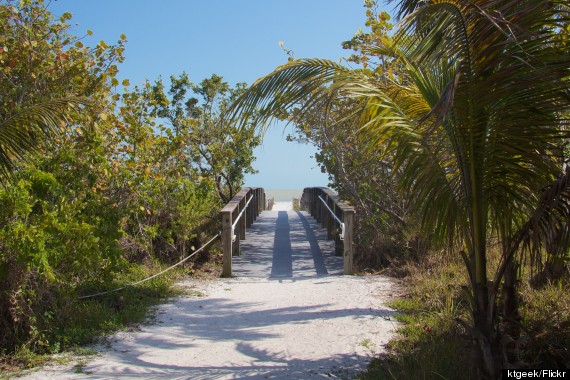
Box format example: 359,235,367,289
264,188,303,202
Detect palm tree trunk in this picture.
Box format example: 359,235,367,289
469,164,502,377
501,258,521,363
472,282,501,379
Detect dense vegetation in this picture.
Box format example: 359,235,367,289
227,0,570,378
1,0,569,378
0,0,259,367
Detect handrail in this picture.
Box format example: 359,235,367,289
301,187,355,275
220,187,269,277
232,194,254,242
318,195,345,240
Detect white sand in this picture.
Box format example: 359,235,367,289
20,276,397,380
271,201,293,211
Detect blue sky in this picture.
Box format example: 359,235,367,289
48,0,371,189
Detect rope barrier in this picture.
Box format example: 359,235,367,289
318,195,345,240
78,233,221,299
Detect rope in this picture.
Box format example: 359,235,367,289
318,195,345,240
78,233,221,299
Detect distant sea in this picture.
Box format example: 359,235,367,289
265,188,303,202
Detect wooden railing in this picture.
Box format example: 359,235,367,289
300,187,355,275
266,196,275,211
220,187,268,277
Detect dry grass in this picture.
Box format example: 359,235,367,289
360,250,570,379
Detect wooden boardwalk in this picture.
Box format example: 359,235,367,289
232,210,344,278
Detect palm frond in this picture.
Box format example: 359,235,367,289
523,164,570,269
224,59,376,133
492,163,570,292
0,97,89,181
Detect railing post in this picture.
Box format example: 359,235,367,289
254,189,259,218
262,191,266,211
343,208,355,275
326,197,334,240
311,189,316,217
315,190,321,222
320,193,327,229
255,187,263,215
253,188,258,221
335,227,343,256
221,186,266,277
221,209,233,277
253,189,259,219
247,190,254,227
233,207,240,257
321,194,329,230
239,197,246,241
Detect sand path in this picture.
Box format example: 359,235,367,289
20,209,397,379
20,276,396,380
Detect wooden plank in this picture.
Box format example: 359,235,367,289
221,209,233,277
309,189,315,217
343,209,355,275
255,188,260,217
326,197,334,240
220,188,249,212
224,186,355,278
261,190,266,212
239,197,246,241
250,189,257,222
232,207,240,257
322,194,331,238
316,189,321,223
233,210,343,278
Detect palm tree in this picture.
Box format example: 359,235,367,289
226,1,569,377
0,97,88,181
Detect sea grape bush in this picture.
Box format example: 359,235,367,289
0,0,258,355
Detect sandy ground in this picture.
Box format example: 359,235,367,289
271,201,293,211
19,276,397,380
